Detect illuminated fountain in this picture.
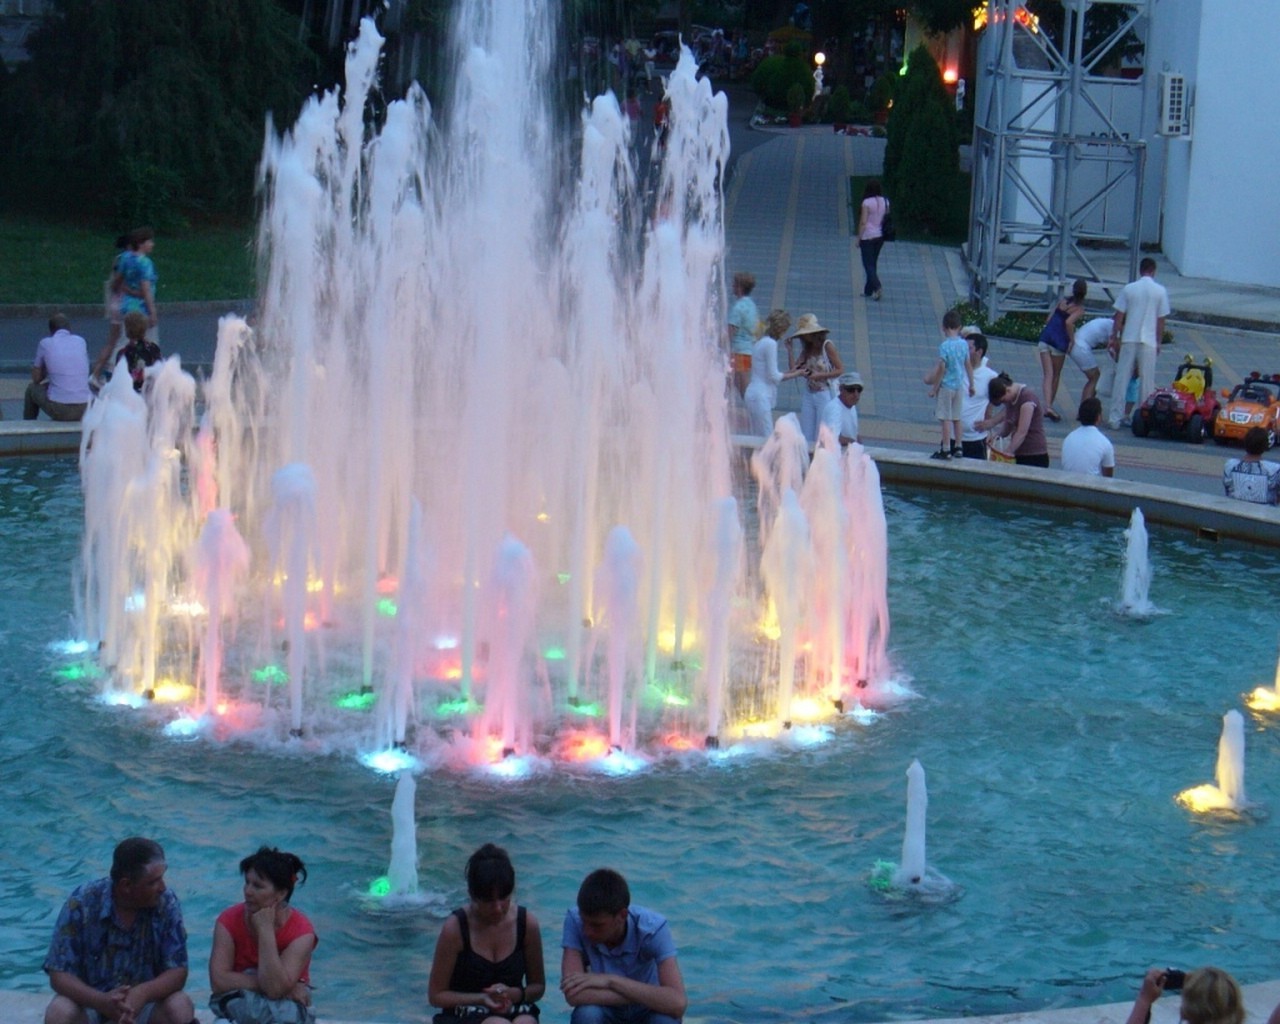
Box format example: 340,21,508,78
1177,709,1248,814
71,3,896,768
1246,644,1280,712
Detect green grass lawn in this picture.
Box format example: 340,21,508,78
0,217,255,304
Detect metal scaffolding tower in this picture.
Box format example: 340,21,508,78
967,0,1152,318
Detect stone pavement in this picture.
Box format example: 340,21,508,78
722,126,1280,498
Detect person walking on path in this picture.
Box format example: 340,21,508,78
1037,278,1087,423
1060,397,1115,477
1107,257,1170,429
785,314,844,445
24,313,91,422
923,310,973,460
119,226,159,338
856,180,889,300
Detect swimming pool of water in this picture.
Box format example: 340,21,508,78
4,456,1280,1023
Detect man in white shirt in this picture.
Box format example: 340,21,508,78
1107,258,1170,429
1224,427,1280,505
959,330,999,459
1061,397,1115,477
820,372,863,445
1066,316,1114,404
24,313,91,421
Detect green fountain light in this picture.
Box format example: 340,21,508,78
253,664,289,686
335,691,377,710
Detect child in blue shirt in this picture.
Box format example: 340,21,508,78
923,310,975,459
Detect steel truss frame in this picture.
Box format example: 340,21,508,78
968,0,1152,318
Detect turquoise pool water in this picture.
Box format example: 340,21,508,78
4,456,1280,1023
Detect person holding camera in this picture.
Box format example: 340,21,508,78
1125,967,1244,1024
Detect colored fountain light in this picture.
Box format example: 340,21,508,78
1177,710,1248,813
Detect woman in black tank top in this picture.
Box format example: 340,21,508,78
429,844,545,1023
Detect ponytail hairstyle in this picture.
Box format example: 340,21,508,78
239,846,307,901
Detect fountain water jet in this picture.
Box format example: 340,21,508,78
870,759,957,898
1177,709,1248,813
70,2,896,763
1117,507,1156,616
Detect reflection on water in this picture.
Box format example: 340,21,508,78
4,458,1280,1023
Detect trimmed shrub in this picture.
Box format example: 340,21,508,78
828,85,852,123
751,53,814,111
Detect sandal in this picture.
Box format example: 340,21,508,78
1044,408,1062,423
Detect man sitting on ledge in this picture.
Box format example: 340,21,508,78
43,836,194,1024
1223,426,1280,506
25,313,91,422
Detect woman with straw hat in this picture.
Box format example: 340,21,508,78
785,313,844,444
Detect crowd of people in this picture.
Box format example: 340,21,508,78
722,256,1277,506
42,838,684,1024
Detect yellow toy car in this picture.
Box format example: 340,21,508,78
1212,371,1280,448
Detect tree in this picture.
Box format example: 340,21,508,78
0,0,315,225
883,44,959,235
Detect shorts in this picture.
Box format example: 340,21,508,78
934,386,963,421
731,352,751,373
1015,452,1051,468
960,439,987,460
1068,343,1103,373
1037,341,1067,357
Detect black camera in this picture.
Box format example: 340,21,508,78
1163,969,1187,991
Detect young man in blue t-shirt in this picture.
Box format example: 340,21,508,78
561,868,687,1024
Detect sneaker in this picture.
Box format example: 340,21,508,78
949,446,962,458
929,449,951,460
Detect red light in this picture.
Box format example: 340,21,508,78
943,68,959,85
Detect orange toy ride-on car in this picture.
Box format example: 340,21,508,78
1212,371,1280,449
1131,356,1218,444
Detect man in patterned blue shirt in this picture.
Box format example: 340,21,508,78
43,837,194,1024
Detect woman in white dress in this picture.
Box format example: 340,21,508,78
744,309,806,437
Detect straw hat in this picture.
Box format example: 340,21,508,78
790,313,829,337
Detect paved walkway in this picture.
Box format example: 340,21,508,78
722,126,1280,498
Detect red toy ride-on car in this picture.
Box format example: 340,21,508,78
1131,356,1219,444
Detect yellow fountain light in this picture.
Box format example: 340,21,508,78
306,576,326,593
1176,784,1236,814
536,512,550,522
152,679,195,703
657,627,697,653
738,720,780,740
789,696,827,722
1246,686,1280,712
662,692,690,707
757,606,781,641
168,599,207,617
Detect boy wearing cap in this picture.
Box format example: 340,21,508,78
820,372,864,445
923,310,974,460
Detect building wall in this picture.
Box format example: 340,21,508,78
1152,0,1280,287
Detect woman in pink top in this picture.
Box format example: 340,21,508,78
857,179,889,300
209,846,318,1024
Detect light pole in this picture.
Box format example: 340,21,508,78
813,51,825,99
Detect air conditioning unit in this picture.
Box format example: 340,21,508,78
1158,72,1190,137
